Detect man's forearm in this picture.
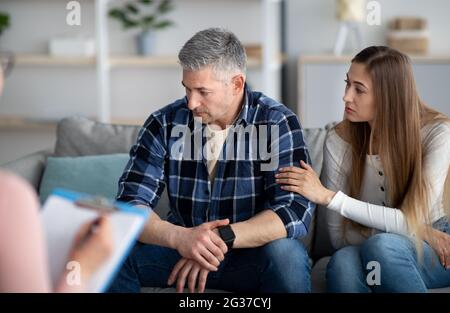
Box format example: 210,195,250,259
136,205,184,249
230,210,287,248
136,205,287,250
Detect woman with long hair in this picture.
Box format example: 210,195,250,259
276,46,450,292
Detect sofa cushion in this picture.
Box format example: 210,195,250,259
311,256,330,293
54,116,140,157
298,127,330,252
303,128,327,175
300,123,337,255
311,204,336,261
302,122,337,174
1,149,53,191
39,153,129,203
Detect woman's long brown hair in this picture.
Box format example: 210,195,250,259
338,46,449,254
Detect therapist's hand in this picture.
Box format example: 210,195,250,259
68,215,114,281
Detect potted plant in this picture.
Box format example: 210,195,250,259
0,12,14,77
0,12,10,36
109,0,174,56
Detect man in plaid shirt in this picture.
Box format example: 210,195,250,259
109,28,315,293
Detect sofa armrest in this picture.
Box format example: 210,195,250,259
0,149,53,191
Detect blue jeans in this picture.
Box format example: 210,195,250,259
108,238,311,293
326,217,450,292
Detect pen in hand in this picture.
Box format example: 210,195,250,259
68,215,114,280
77,216,102,248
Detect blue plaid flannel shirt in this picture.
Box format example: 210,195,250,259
117,86,316,239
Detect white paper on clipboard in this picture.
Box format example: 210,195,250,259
40,188,150,292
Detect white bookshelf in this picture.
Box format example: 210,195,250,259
15,54,96,66
14,54,271,68
0,0,283,126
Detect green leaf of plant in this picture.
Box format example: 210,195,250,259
126,4,139,14
108,9,124,19
153,20,173,29
0,12,10,36
139,0,154,5
108,0,173,32
0,13,9,25
124,19,140,29
158,0,173,14
142,15,156,25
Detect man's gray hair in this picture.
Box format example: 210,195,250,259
178,28,247,79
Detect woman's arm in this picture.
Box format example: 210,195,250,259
0,172,52,292
277,130,351,249
326,191,408,234
278,123,450,238
327,122,450,235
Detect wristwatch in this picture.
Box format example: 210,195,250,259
218,225,235,250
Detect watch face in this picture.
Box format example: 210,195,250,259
219,225,235,244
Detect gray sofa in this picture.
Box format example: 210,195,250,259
2,116,449,293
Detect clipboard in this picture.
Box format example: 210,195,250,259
40,188,150,292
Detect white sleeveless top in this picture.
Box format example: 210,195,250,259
323,121,450,249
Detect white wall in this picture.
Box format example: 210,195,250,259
285,0,450,109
